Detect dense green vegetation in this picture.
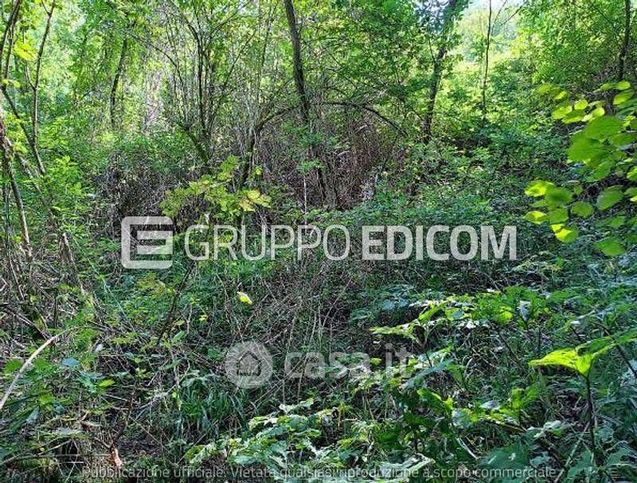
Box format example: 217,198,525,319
1,0,636,481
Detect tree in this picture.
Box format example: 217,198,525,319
282,0,329,202
420,0,467,142
618,0,632,80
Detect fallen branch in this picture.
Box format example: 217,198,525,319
0,329,69,413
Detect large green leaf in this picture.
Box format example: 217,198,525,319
545,186,573,205
570,201,593,218
548,208,568,223
551,224,578,243
524,211,548,224
596,187,624,210
616,80,632,90
552,102,572,120
567,135,608,162
595,237,625,256
530,329,637,376
582,116,624,141
562,110,585,124
613,90,634,105
525,180,554,197
530,348,593,375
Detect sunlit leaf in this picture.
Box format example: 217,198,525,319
530,348,592,375
525,180,554,197
237,291,253,305
613,90,634,105
530,329,637,376
552,102,572,120
524,211,548,224
551,224,578,243
568,135,607,162
553,90,568,101
574,99,588,110
13,41,36,62
562,110,585,124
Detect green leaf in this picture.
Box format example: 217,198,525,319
589,160,614,181
529,348,592,375
616,80,631,91
609,132,637,146
237,291,253,305
574,99,588,110
553,90,568,101
562,110,585,124
590,106,606,118
571,201,593,218
536,84,555,95
532,199,548,208
548,208,568,223
524,211,548,224
613,90,634,105
545,186,573,205
596,187,624,210
567,135,607,162
552,102,572,120
245,189,261,201
582,116,624,141
525,180,554,197
98,379,115,388
13,40,36,62
1,78,20,88
3,358,23,374
595,237,625,256
551,224,578,243
627,166,637,181
530,329,637,376
605,215,626,228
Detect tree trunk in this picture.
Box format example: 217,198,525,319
480,0,493,121
422,0,461,143
0,114,32,261
282,0,328,202
619,0,632,80
110,36,130,129
283,0,310,126
422,51,444,144
31,2,54,143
